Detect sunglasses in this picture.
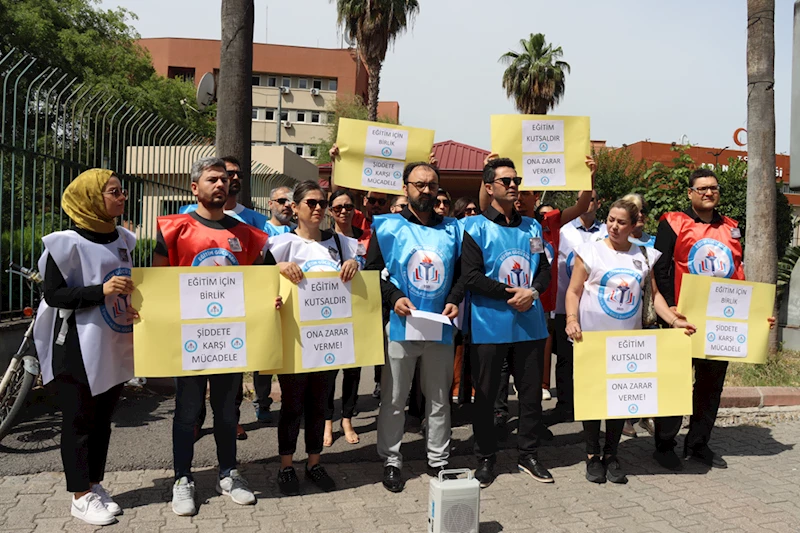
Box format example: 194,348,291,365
103,188,129,199
436,199,451,207
493,177,522,187
366,197,387,206
303,199,329,210
395,203,409,210
271,197,290,205
331,203,355,214
465,207,479,214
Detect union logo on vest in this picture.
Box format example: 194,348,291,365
598,269,642,320
688,238,734,278
303,259,341,272
406,248,447,299
497,252,531,288
101,267,133,333
192,248,239,267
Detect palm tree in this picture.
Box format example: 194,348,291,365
500,33,570,115
334,0,419,121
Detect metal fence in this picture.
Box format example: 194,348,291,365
0,49,296,320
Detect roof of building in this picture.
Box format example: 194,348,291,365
432,140,490,172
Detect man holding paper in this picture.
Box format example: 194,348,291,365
652,168,775,471
365,162,464,493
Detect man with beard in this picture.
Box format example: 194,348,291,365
153,157,276,516
264,186,295,237
366,162,464,493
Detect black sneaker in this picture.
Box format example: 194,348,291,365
603,456,628,484
372,383,381,399
474,457,496,488
518,456,554,483
277,467,300,496
542,406,574,427
426,465,459,480
585,456,606,484
652,449,683,471
685,445,727,469
305,464,336,492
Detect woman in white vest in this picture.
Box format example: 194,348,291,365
564,198,695,485
33,169,137,526
266,180,361,497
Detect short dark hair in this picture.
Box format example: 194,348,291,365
329,188,355,204
483,158,515,183
403,162,440,184
221,156,241,168
689,168,717,188
389,195,407,208
292,180,324,204
535,203,555,217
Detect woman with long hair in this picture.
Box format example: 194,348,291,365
452,197,480,220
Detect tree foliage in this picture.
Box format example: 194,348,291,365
314,94,398,164
500,33,571,115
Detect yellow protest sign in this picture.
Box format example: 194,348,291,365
333,118,435,194
677,274,775,364
131,266,283,377
490,115,591,191
263,271,385,374
574,329,693,421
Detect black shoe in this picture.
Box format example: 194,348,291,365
382,465,404,493
305,464,336,492
542,406,574,427
652,449,683,471
277,467,300,496
474,457,496,488
426,465,458,480
585,456,606,484
685,445,727,469
518,456,554,483
372,383,381,399
236,424,248,440
603,456,628,484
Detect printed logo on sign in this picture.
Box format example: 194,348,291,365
231,338,244,349
627,362,638,373
192,248,239,267
405,248,448,299
724,306,735,317
184,340,198,352
628,404,639,414
302,259,340,272
540,176,550,185
364,168,373,176
707,332,716,342
598,269,642,320
688,239,734,278
381,147,393,157
324,353,336,365
393,171,402,179
100,267,133,333
496,250,531,288
207,302,223,317
539,142,548,151
737,334,746,344
321,306,332,319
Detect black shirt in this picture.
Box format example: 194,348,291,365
461,205,551,300
654,207,725,307
364,206,465,310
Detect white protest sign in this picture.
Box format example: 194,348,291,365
607,378,658,417
179,272,245,320
707,282,753,320
522,154,566,187
364,126,409,160
301,322,356,370
705,320,748,358
522,120,565,153
181,322,247,371
606,335,657,374
297,278,352,322
361,157,405,191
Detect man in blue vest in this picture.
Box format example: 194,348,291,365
462,157,553,488
365,162,464,493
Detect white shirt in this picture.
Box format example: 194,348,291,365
556,218,607,314
576,240,661,332
268,231,362,272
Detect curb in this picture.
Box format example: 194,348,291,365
720,387,800,408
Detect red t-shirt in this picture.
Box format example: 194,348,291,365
352,210,372,232
539,209,562,313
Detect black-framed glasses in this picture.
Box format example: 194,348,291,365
408,181,439,192
366,197,387,206
395,203,409,210
271,197,290,205
304,199,329,210
436,198,451,207
493,177,522,188
331,203,355,214
690,185,720,194
102,188,128,199
226,170,241,177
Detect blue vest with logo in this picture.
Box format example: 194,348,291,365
463,215,549,344
373,214,461,344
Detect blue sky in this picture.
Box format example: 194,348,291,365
102,0,794,153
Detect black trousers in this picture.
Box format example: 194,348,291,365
373,365,382,385
583,419,625,456
471,340,545,460
325,368,361,420
55,375,123,493
654,359,728,452
278,372,332,456
553,314,574,414
494,357,512,417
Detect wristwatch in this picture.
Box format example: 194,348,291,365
530,288,540,300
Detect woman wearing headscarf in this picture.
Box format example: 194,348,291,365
33,169,138,526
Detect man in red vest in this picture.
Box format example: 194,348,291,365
652,168,774,471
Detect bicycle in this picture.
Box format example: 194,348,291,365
0,261,43,442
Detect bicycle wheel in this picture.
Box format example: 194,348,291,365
0,356,37,442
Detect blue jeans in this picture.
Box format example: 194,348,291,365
173,373,242,481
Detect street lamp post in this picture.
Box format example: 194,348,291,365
707,146,730,167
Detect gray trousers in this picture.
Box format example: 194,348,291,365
377,325,454,469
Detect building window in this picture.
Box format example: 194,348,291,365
311,112,320,123
267,76,277,87
296,111,306,122
281,77,291,88
265,108,275,121
312,78,322,90
168,66,196,82
280,111,288,122
295,145,305,156
298,78,308,89
309,146,319,158
328,79,338,91
251,107,259,120
251,75,261,86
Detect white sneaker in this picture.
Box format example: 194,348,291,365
171,477,197,516
216,469,255,505
71,492,116,526
91,484,122,516
542,389,552,401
